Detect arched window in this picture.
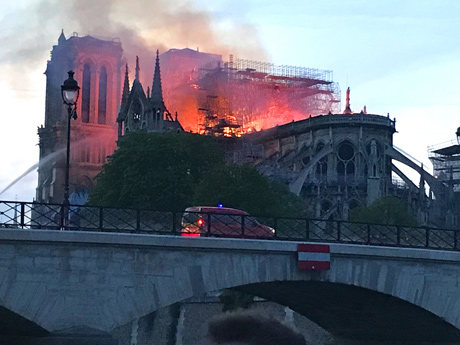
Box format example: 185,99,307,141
315,142,328,177
131,101,142,131
98,66,107,124
101,145,106,164
96,145,106,164
336,141,355,178
81,65,91,123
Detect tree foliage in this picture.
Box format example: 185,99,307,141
89,132,306,217
193,164,306,217
89,132,224,211
350,196,417,227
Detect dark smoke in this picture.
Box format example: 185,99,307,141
0,0,268,86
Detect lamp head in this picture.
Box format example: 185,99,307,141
61,70,80,106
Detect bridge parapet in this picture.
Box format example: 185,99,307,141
1,200,459,251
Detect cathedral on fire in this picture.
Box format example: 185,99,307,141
36,31,459,229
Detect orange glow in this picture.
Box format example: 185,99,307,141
160,50,338,134
197,218,204,226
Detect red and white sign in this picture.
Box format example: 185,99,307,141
297,244,330,271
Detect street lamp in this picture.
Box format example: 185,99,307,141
61,70,80,206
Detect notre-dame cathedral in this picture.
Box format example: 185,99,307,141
36,31,182,204
36,31,458,229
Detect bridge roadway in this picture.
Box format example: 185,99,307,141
1,228,460,344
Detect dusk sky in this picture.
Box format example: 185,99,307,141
1,0,459,202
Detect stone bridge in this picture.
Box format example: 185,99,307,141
1,228,460,344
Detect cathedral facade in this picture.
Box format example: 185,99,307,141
37,32,124,203
36,32,181,204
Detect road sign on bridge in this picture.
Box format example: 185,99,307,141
297,243,330,270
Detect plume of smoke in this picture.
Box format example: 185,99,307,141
0,0,268,87
0,0,269,201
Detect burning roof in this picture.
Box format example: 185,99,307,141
159,48,340,134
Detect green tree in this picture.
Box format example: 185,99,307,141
193,164,306,217
89,132,224,211
89,131,307,217
350,196,417,226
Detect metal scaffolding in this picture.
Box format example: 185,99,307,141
428,139,460,191
194,56,341,134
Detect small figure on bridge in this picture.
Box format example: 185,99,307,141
207,310,307,345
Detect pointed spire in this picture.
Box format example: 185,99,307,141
58,29,66,45
122,63,130,104
117,63,130,124
343,87,353,114
135,56,140,80
151,49,166,113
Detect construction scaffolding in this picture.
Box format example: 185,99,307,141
194,56,341,135
428,139,460,191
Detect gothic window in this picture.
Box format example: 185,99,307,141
98,66,107,124
336,141,355,179
79,147,91,163
101,145,106,164
96,145,106,164
81,64,91,123
338,142,354,161
130,101,142,131
315,142,328,177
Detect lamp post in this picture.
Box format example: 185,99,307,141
61,71,80,206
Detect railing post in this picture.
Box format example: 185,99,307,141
241,215,245,238
425,227,430,248
136,209,141,233
59,204,65,230
454,230,458,251
207,213,212,236
396,226,401,247
99,207,103,231
172,212,177,235
273,217,278,239
367,224,371,245
20,202,25,228
337,221,341,241
305,218,310,240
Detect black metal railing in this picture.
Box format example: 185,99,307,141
1,200,459,251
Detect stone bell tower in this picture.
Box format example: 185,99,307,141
36,31,125,203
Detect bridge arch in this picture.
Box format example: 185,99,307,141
236,281,460,342
0,305,48,337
